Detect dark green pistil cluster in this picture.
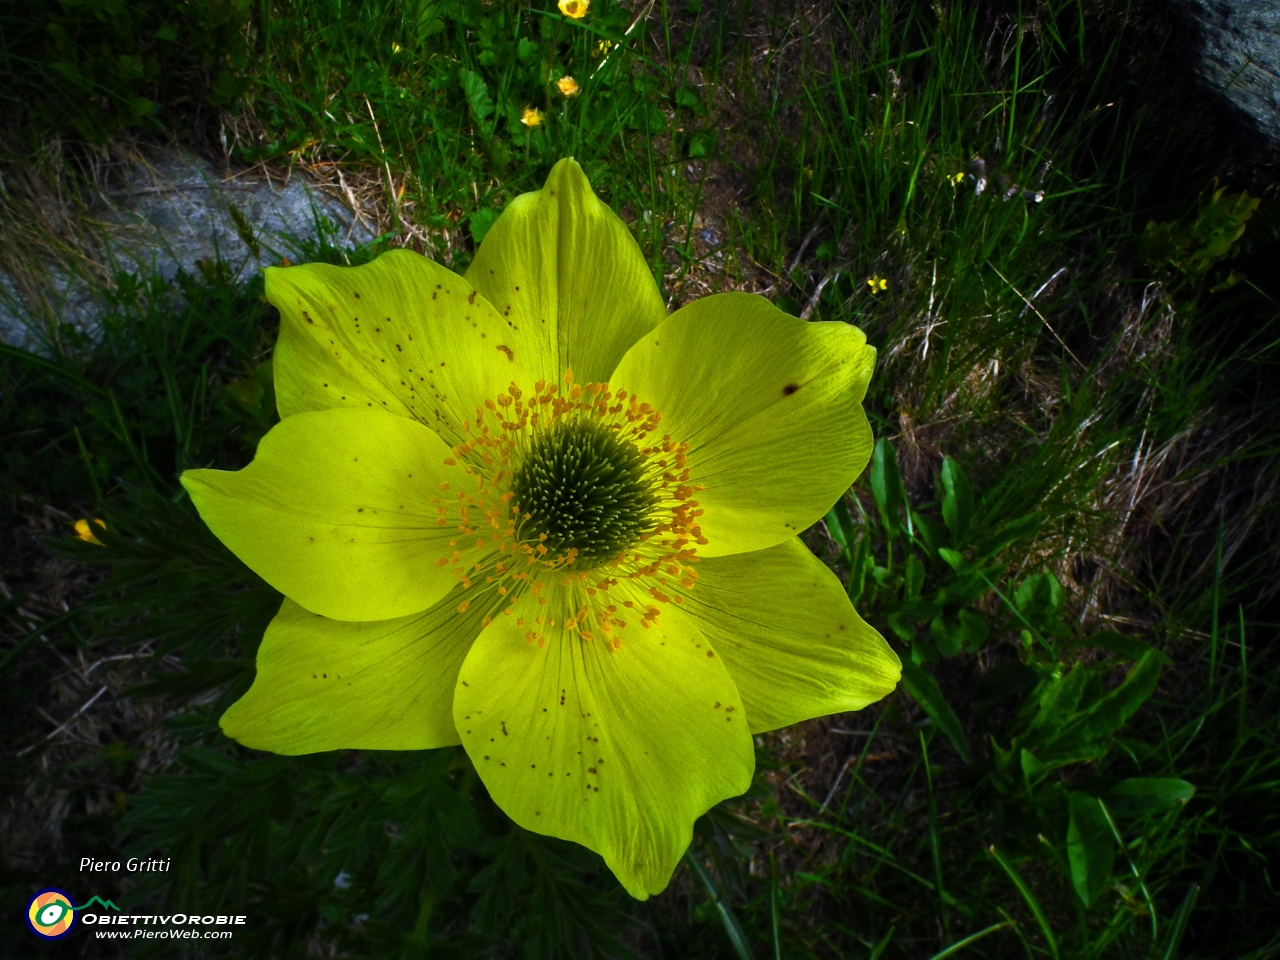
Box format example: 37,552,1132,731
511,420,655,565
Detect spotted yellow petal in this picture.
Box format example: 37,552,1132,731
609,292,875,557
221,594,488,753
687,538,900,733
453,582,753,899
465,158,666,387
267,249,546,447
181,407,465,621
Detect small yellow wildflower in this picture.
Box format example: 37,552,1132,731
391,42,403,54
521,106,544,127
949,171,965,185
556,75,581,98
592,39,614,58
867,275,888,292
74,518,106,546
558,0,589,17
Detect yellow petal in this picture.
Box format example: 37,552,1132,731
221,594,487,753
454,582,753,899
687,538,900,733
181,407,465,621
610,292,875,557
267,249,546,447
465,158,666,387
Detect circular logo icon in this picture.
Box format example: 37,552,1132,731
26,889,77,940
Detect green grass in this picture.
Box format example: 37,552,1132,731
3,0,1280,957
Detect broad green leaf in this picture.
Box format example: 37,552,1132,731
1099,778,1195,817
940,457,973,541
1068,630,1165,663
900,658,970,763
929,616,963,658
870,438,904,538
1079,649,1163,742
957,609,990,649
1020,748,1049,783
1015,572,1065,630
904,554,926,599
1067,792,1114,907
461,69,495,127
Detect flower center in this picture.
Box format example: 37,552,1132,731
510,420,655,567
434,372,707,646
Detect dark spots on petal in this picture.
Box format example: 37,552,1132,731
353,291,361,299
322,673,327,678
587,767,596,774
713,702,721,709
707,650,715,657
496,345,514,362
468,290,477,304
483,755,489,760
725,706,735,712
303,312,315,324
396,344,402,351
783,383,800,396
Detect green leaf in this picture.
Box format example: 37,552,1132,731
870,438,904,538
1067,792,1114,907
517,37,541,61
1098,778,1195,817
1020,748,1048,783
957,609,989,649
1079,649,1163,742
460,69,494,128
674,85,707,116
1067,630,1164,662
1015,572,1064,629
469,207,502,244
900,658,970,763
940,457,973,542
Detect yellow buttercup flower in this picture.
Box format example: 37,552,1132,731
592,39,614,57
74,518,106,545
556,75,581,98
949,171,965,185
558,0,589,17
521,106,544,127
867,274,889,292
181,159,899,900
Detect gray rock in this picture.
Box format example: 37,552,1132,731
0,150,377,353
1187,0,1280,142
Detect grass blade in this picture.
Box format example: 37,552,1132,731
987,845,1060,960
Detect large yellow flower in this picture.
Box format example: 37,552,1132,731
181,159,900,899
